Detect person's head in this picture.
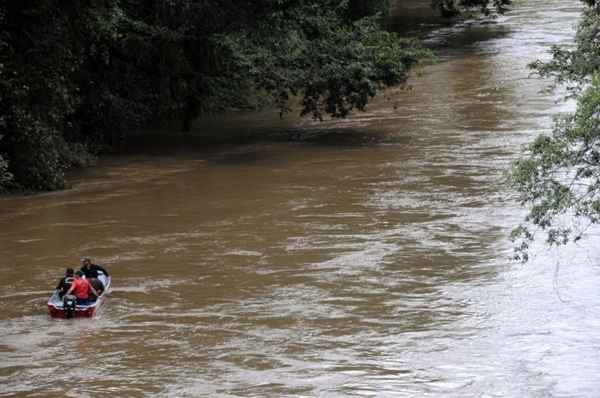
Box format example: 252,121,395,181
65,268,74,277
75,270,84,278
81,257,91,267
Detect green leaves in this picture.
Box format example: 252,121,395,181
222,6,433,120
0,135,13,192
511,6,600,260
1,0,506,192
530,8,600,96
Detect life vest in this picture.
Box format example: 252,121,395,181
71,278,91,299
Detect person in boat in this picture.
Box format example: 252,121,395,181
88,277,104,296
64,271,100,305
55,268,74,299
80,257,109,279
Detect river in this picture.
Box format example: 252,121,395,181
2,1,600,397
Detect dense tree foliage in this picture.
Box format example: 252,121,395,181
511,0,600,260
1,0,509,192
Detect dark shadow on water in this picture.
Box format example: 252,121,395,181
209,146,282,166
121,127,409,157
386,0,449,36
287,128,411,146
115,126,413,169
426,22,512,50
385,0,511,48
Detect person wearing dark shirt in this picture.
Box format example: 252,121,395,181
56,268,74,299
89,277,104,295
80,257,109,278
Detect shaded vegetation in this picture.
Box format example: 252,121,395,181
1,0,509,191
511,0,600,260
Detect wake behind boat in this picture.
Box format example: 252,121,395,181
47,274,111,319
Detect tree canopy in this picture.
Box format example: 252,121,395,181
1,0,509,192
510,0,600,260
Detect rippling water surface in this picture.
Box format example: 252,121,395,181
2,1,600,397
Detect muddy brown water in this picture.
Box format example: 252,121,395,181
2,1,600,397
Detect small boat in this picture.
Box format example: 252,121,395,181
47,275,111,319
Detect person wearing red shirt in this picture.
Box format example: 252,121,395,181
65,271,100,305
